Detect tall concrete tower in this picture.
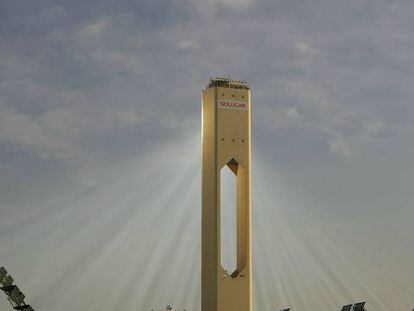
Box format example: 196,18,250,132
201,77,252,311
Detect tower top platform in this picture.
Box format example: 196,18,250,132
207,76,250,90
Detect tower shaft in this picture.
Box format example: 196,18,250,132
201,78,252,311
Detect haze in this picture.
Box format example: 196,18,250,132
0,0,413,310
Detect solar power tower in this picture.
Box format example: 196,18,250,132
201,77,252,311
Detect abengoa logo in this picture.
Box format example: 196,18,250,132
218,100,248,110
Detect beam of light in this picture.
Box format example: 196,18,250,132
0,135,202,311
252,151,414,311
1,137,413,311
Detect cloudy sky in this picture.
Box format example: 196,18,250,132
0,0,413,310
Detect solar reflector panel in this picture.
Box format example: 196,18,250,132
9,286,25,305
2,275,14,287
353,302,366,311
0,267,7,282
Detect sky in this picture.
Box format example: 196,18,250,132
0,0,414,310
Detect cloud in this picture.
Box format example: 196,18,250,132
327,131,353,158
285,107,302,121
283,80,399,158
77,16,110,39
1,2,414,309
28,5,66,24
195,0,256,12
284,80,356,157
0,109,83,160
295,41,318,57
0,102,147,162
363,119,384,133
286,80,337,112
177,40,201,52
